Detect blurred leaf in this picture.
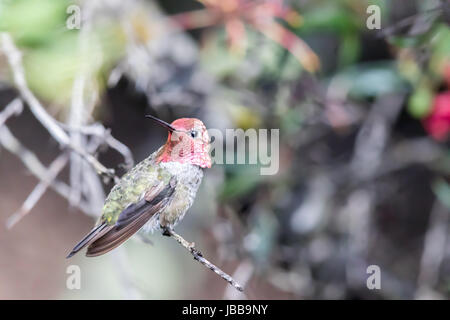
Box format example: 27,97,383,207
429,24,450,78
201,29,245,78
338,33,360,67
228,104,262,130
432,179,450,210
408,84,433,118
24,32,84,105
397,52,422,85
278,53,304,81
0,0,70,47
202,28,302,80
387,35,428,48
245,209,278,266
279,107,304,134
337,62,408,100
255,20,320,73
258,34,287,75
23,25,125,105
298,4,361,35
219,165,262,200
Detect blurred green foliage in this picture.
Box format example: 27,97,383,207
337,61,408,100
0,0,126,107
433,179,450,210
0,0,68,47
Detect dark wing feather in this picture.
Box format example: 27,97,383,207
66,177,176,258
66,223,110,258
115,180,176,230
85,178,176,257
85,200,165,257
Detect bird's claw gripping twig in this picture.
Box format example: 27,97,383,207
162,227,172,237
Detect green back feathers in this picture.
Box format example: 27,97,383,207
101,155,172,225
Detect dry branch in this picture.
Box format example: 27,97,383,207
0,32,118,183
0,98,23,127
167,229,244,292
6,153,69,229
0,124,94,215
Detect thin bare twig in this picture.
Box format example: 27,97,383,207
68,73,86,207
223,259,253,299
167,229,244,292
378,4,445,38
6,153,69,229
0,98,23,127
0,32,118,183
79,136,107,214
0,124,95,216
61,123,134,170
0,98,96,222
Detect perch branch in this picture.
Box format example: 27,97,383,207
224,260,253,299
166,229,244,292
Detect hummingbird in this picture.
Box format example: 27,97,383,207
67,115,211,258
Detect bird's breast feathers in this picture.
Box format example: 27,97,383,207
157,161,204,229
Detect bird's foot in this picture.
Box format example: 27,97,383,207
162,226,172,237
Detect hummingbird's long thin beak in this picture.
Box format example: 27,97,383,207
145,115,176,132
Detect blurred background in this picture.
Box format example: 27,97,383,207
0,0,449,299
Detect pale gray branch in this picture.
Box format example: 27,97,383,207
223,260,253,299
0,124,95,217
0,98,23,127
62,123,134,170
0,32,118,183
6,153,69,229
167,229,244,292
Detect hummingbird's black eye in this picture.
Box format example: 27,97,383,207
190,130,198,138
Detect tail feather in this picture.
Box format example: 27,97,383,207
85,208,157,257
66,223,108,258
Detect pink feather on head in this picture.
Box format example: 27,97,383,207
156,118,212,168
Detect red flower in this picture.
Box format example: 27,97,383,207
423,91,450,141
